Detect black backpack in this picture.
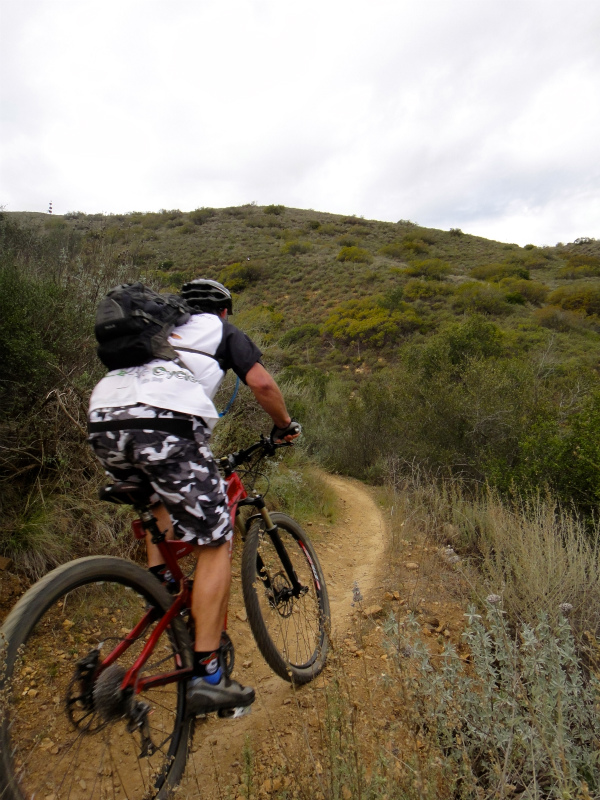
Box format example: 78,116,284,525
95,282,191,370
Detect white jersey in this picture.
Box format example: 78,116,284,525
88,313,262,430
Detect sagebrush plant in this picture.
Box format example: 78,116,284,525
381,464,600,642
384,602,600,798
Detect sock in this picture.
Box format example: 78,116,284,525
193,649,223,685
149,564,173,582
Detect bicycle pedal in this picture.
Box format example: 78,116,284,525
217,705,252,719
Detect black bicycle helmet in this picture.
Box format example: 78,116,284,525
180,278,233,314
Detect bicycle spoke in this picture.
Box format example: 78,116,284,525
1,559,191,799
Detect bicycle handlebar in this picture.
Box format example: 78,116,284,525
218,435,291,476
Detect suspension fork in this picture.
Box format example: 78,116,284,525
252,498,306,598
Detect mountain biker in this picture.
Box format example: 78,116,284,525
87,278,299,715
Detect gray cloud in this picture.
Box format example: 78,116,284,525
1,0,599,244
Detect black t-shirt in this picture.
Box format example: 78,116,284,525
215,320,263,383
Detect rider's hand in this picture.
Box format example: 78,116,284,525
270,419,302,443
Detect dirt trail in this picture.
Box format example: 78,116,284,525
0,472,388,798
182,472,387,792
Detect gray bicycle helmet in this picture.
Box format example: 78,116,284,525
180,278,233,314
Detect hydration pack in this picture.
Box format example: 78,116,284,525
95,282,191,370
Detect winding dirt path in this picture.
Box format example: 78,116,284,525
181,472,388,794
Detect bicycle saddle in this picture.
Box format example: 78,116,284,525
99,481,153,507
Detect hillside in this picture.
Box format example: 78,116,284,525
2,207,600,797
1,206,600,575
8,205,600,370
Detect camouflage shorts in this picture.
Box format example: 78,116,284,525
88,406,232,546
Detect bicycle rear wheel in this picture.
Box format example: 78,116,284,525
241,513,329,684
0,556,193,800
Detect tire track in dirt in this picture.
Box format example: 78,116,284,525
182,472,387,795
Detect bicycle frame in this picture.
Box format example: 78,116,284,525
97,442,304,697
94,469,250,695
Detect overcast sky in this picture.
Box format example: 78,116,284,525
1,0,599,246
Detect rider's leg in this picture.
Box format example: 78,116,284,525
186,540,254,712
191,541,231,651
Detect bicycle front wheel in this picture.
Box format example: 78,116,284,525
0,556,193,800
241,513,330,684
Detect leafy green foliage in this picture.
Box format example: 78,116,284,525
218,261,263,291
281,240,311,255
557,252,600,279
189,207,216,225
453,281,512,314
264,204,285,215
323,297,423,345
532,306,588,332
402,279,452,303
378,242,406,259
548,282,600,316
336,245,373,263
279,323,321,348
234,305,284,338
402,258,451,280
496,277,548,305
470,262,530,281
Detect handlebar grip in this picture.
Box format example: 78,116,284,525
270,420,302,442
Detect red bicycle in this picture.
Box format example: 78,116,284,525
0,436,329,800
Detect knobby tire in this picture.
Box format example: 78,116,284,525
0,556,193,800
241,513,329,684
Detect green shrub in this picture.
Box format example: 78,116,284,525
414,315,505,377
245,216,282,229
378,285,405,310
532,306,586,332
548,283,600,316
401,237,429,255
318,223,340,235
403,279,452,302
453,281,512,315
378,242,406,260
557,263,600,279
264,204,285,216
323,297,422,345
337,235,359,247
470,262,530,281
497,277,548,305
235,305,284,336
0,265,92,414
449,227,463,236
410,228,438,245
279,323,321,348
307,220,321,230
402,258,451,281
189,207,216,225
336,246,373,264
218,261,263,291
507,250,553,269
281,240,311,256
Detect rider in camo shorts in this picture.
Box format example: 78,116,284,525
87,279,299,716
89,406,231,545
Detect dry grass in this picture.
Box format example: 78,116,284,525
383,460,600,642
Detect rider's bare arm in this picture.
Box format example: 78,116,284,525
245,363,293,430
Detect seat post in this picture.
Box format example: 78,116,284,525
139,508,167,545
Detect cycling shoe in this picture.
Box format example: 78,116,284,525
187,675,255,716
